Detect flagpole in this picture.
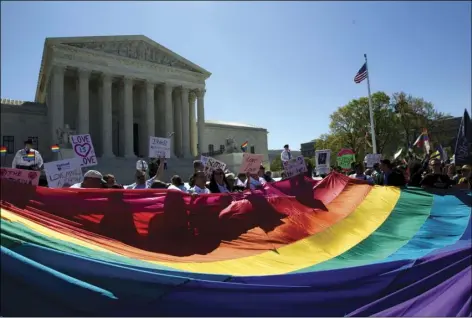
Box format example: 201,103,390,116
364,54,377,154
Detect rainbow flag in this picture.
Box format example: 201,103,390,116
50,144,60,153
25,152,35,160
240,141,248,152
0,146,6,156
0,174,470,316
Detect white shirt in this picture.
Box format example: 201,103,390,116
281,149,292,162
69,182,82,188
168,184,188,192
12,148,44,168
189,185,210,194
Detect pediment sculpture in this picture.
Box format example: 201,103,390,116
65,40,198,72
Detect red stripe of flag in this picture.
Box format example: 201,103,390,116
354,62,368,84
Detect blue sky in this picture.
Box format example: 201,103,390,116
1,1,470,150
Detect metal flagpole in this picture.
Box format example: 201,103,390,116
364,54,377,154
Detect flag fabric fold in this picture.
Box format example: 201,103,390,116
454,109,471,166
240,141,248,153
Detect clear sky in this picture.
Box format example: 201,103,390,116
1,1,470,150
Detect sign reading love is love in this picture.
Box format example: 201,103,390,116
239,153,264,174
70,134,97,167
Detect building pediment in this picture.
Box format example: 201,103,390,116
47,35,210,75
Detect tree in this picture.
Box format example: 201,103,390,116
392,92,450,148
329,92,398,157
270,156,283,171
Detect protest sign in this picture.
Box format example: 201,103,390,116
239,153,264,174
315,149,331,175
70,134,97,167
366,154,382,168
43,158,83,188
283,156,308,178
0,167,40,186
337,148,356,171
200,155,209,166
149,136,171,158
204,157,226,179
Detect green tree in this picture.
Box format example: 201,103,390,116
329,91,398,157
270,156,283,171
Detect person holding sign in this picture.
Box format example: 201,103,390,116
12,139,44,171
245,165,267,190
280,144,292,162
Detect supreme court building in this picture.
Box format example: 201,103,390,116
1,35,269,167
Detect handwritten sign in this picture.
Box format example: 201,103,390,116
43,158,83,188
283,156,308,178
337,148,356,171
70,134,97,167
239,153,264,174
200,155,209,166
204,157,227,179
0,167,40,186
149,136,171,158
366,154,382,168
315,150,331,175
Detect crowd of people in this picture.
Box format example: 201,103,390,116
342,155,471,190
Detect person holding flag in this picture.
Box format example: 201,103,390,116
281,144,292,162
11,139,43,170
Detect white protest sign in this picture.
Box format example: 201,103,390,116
204,157,227,179
239,153,264,174
149,136,171,158
0,168,40,186
200,155,209,166
366,154,382,168
315,149,331,175
43,158,83,188
70,134,97,167
283,156,308,178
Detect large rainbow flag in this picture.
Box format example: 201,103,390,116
1,173,470,316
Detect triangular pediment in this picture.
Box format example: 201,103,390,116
47,35,210,75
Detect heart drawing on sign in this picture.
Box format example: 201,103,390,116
74,143,92,158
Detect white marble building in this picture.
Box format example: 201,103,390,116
0,35,269,179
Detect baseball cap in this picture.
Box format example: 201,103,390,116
84,170,104,180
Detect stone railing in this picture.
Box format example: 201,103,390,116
0,98,28,105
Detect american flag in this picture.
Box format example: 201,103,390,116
354,62,368,83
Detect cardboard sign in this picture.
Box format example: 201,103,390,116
70,134,97,167
366,154,382,168
337,148,356,171
283,156,308,178
149,136,171,158
315,149,331,175
0,167,40,186
204,157,226,179
43,158,83,188
239,153,264,174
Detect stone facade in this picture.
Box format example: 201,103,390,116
0,35,269,177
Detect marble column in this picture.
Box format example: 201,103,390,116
180,87,191,158
146,81,155,154
139,85,147,157
163,83,175,157
189,92,197,156
77,69,90,134
123,77,136,158
173,89,183,157
50,65,65,145
196,89,206,155
101,74,114,157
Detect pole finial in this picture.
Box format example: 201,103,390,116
364,53,367,59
